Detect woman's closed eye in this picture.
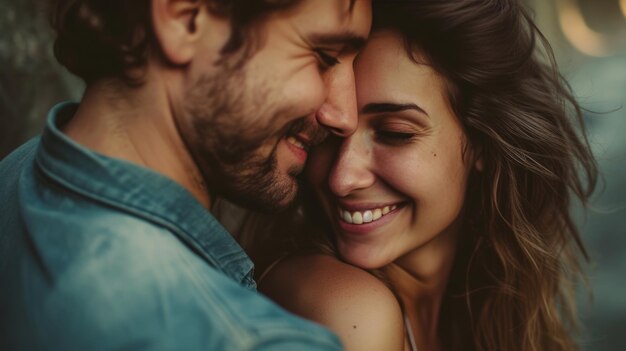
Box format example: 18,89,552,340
376,130,418,145
371,116,429,145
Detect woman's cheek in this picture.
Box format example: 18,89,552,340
374,147,425,194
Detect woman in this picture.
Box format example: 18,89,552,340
237,1,598,350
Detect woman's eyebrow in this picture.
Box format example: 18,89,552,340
360,102,430,118
309,32,367,53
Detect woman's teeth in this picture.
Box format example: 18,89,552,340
338,205,398,225
286,136,306,150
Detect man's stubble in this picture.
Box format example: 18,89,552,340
179,62,308,213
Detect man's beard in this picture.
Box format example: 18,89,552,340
179,62,325,213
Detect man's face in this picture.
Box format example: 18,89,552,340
177,0,372,212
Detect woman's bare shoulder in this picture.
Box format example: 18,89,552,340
259,254,405,351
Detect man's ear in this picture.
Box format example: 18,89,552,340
152,0,211,65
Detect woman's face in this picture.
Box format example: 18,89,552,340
306,30,479,269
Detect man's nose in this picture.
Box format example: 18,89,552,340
315,65,358,137
328,134,375,197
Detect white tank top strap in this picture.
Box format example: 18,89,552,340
256,254,289,285
404,313,418,351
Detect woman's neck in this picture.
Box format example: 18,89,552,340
383,223,460,351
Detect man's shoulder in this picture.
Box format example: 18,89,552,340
12,214,342,350
23,196,182,271
260,254,405,351
16,248,341,350
0,137,39,169
0,137,40,190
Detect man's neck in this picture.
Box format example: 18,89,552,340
63,76,211,208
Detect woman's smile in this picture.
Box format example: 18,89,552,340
335,201,406,235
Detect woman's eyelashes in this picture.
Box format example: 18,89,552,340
370,117,429,145
375,129,421,145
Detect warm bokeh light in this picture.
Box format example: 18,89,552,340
557,0,610,57
621,0,626,18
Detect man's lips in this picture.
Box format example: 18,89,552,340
285,135,309,162
283,117,329,150
295,133,312,151
286,134,310,151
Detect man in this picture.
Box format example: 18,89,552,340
0,0,372,349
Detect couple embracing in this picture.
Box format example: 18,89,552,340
0,1,597,351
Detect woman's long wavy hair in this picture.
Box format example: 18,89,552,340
232,1,598,350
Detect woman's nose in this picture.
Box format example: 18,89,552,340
328,134,375,197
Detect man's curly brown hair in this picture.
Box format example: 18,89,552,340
50,0,302,84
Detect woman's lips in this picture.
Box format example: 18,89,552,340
335,202,405,235
338,203,397,223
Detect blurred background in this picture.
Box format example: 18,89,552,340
1,0,624,349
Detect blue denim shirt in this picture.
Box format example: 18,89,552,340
0,102,342,351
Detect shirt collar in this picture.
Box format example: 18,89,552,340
35,102,256,288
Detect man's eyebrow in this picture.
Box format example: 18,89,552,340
361,102,430,118
309,32,367,52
